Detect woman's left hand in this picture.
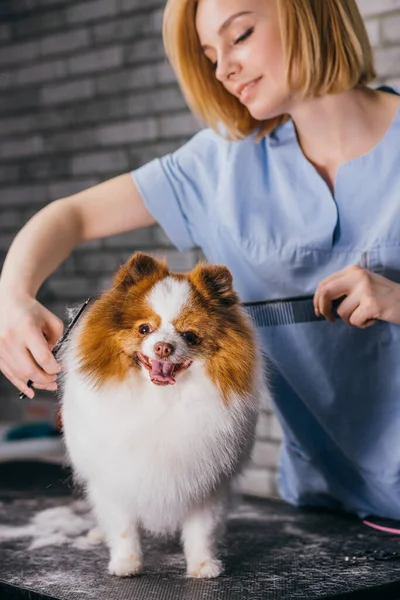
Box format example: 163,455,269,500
314,265,400,327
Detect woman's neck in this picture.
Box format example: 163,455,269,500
289,86,400,193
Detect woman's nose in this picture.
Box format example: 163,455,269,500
215,53,238,83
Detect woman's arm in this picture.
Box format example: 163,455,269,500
0,173,156,298
0,173,156,396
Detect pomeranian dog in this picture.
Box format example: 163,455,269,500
60,252,270,578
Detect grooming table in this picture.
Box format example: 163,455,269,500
1,462,400,599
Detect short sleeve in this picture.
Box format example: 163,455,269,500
131,129,224,252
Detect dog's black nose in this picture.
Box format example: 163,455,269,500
154,342,174,359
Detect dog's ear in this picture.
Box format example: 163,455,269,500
113,252,168,289
190,263,238,307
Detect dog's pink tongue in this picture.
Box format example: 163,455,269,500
150,360,176,386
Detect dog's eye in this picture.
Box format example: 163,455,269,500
139,324,151,335
182,331,201,345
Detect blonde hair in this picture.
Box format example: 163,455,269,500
163,0,376,140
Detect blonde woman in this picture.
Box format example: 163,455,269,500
1,0,400,520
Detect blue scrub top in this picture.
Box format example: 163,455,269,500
131,89,400,519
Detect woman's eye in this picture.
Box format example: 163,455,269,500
182,331,201,345
234,27,254,45
139,324,151,335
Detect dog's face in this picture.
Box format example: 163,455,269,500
78,253,250,388
116,254,240,386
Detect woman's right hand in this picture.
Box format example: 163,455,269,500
0,291,64,398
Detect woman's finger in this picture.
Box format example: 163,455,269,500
348,305,378,328
317,279,349,322
7,343,59,386
32,381,58,391
336,296,360,325
0,357,35,398
25,330,61,377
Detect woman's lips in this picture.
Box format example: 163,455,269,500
239,77,262,103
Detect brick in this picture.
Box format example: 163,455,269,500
382,13,400,43
38,0,70,6
121,0,163,11
150,249,201,271
357,0,400,17
129,140,185,166
23,98,127,135
0,209,22,229
0,88,39,113
0,233,16,251
0,115,38,137
0,136,44,160
158,112,201,138
255,411,271,439
0,165,20,185
125,38,166,65
93,13,160,44
95,62,177,97
41,79,94,105
251,440,280,469
95,66,156,95
0,184,48,207
67,0,118,25
0,40,39,67
270,414,283,441
13,9,66,39
103,228,156,249
48,178,99,200
155,62,177,85
98,119,158,145
384,77,400,89
60,97,128,127
68,47,123,76
234,467,278,499
20,157,71,182
97,274,114,292
45,128,97,153
259,382,274,412
374,46,400,77
14,60,67,86
75,239,103,251
74,252,128,274
39,29,90,57
46,276,95,299
126,86,185,117
72,150,128,175
152,225,174,247
152,8,164,31
364,18,380,47
0,72,12,90
0,24,10,42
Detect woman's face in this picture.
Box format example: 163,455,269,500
195,0,292,121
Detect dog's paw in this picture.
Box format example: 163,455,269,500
187,558,223,579
108,554,143,577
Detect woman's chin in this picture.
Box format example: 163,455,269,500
245,95,290,122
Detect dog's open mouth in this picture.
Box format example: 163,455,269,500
136,352,193,386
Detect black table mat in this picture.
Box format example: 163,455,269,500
1,461,400,600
